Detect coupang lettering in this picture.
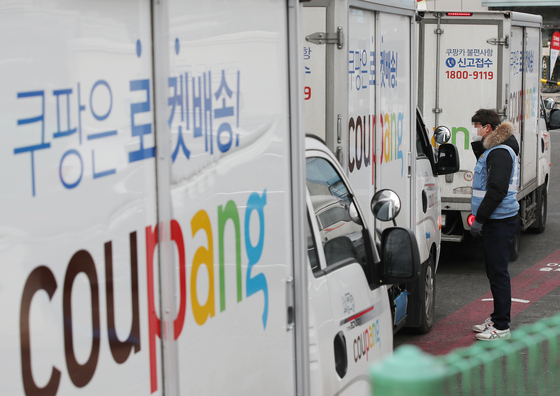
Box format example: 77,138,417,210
19,190,268,396
348,113,404,176
347,46,404,176
353,320,381,363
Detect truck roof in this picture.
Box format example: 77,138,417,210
420,10,542,27
355,0,416,12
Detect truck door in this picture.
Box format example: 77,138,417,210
167,0,297,394
374,10,414,232
306,152,393,396
420,17,500,211
511,26,539,188
415,110,440,265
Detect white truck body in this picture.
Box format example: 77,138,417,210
302,0,459,333
0,1,419,395
418,10,551,246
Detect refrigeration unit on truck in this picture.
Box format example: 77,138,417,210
418,10,551,259
302,0,460,335
0,1,421,396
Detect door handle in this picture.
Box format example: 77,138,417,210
333,331,347,378
422,190,428,213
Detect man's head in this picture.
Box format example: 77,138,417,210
471,108,500,141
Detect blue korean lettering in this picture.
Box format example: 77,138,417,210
168,75,184,127
360,50,368,90
128,79,155,163
185,73,190,130
390,52,397,88
59,149,83,189
52,89,77,139
369,50,375,86
77,83,86,144
380,51,386,88
169,74,190,162
88,80,116,179
89,81,112,122
203,72,213,154
14,90,50,197
192,74,203,138
172,125,191,162
214,70,239,153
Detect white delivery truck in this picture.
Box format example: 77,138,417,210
302,0,459,334
418,10,551,259
0,1,420,396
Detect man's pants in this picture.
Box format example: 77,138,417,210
482,217,519,330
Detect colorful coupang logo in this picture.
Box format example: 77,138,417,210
348,112,405,179
353,320,381,362
19,190,268,395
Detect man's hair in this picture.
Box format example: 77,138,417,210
471,108,500,130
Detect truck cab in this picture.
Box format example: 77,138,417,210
305,135,420,395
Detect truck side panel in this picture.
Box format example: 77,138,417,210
512,26,540,190
344,7,414,233
0,1,298,395
0,2,158,395
167,1,297,394
420,19,500,206
375,11,414,233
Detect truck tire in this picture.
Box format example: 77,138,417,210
414,256,435,334
531,186,547,234
510,222,521,262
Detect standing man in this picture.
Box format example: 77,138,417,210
469,109,519,341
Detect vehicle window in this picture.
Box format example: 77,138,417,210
416,129,426,158
416,118,433,161
306,157,369,276
318,206,352,230
306,212,320,273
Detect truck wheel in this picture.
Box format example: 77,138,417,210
415,256,435,334
510,222,521,262
532,186,547,234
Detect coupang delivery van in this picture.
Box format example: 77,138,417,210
418,10,551,259
0,1,420,396
302,0,460,335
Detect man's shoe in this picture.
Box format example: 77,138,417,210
472,317,493,333
475,326,511,341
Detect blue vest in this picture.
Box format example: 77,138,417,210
471,144,519,219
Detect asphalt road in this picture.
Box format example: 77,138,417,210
394,128,560,354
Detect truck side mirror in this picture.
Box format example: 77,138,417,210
549,108,560,130
380,227,420,284
371,189,401,222
434,126,451,144
544,97,556,110
436,143,460,175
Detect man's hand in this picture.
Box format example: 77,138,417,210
470,220,483,238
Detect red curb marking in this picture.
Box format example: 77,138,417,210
408,248,560,355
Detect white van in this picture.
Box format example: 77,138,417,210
418,10,551,259
0,1,419,395
302,0,460,334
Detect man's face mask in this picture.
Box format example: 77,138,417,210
471,124,488,142
471,128,483,142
